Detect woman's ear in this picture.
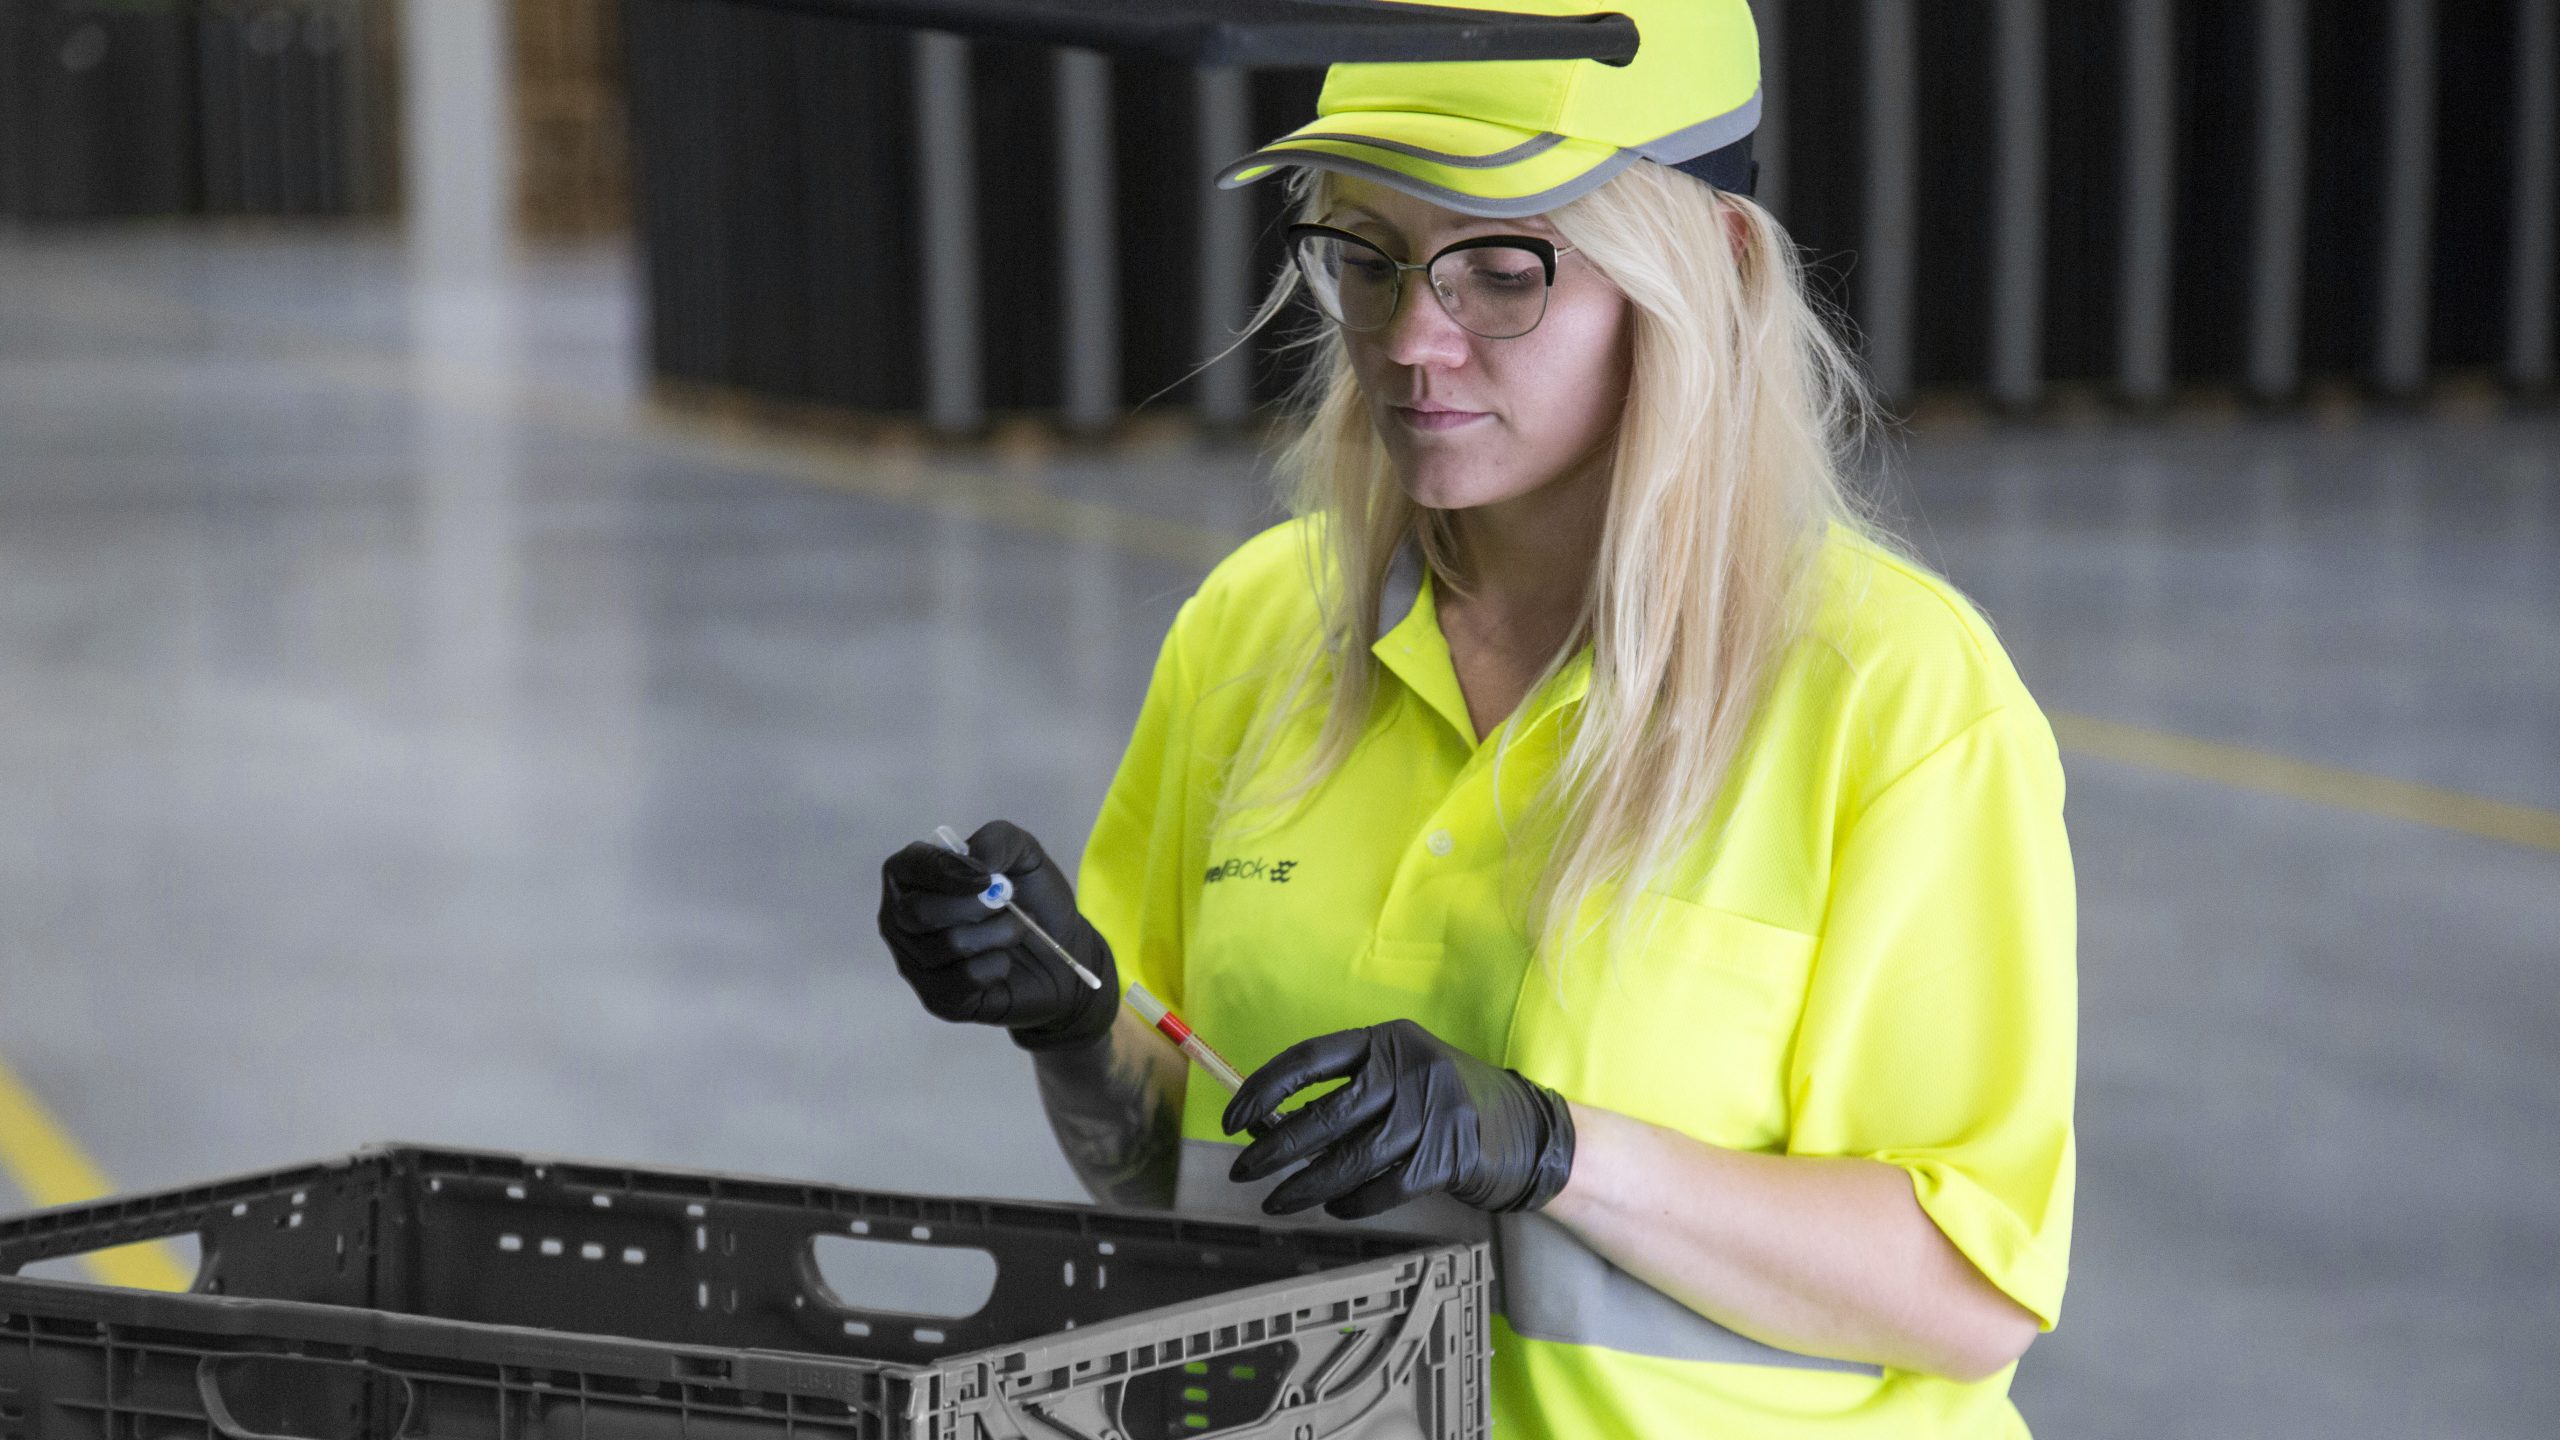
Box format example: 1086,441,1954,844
1722,199,1750,262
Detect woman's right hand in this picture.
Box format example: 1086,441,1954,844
876,820,1121,1052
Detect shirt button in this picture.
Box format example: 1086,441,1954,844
1425,829,1455,857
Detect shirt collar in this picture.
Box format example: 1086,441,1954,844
1369,543,1593,748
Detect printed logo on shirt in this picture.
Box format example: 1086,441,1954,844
1204,857,1298,886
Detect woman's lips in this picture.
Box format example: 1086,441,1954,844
1394,405,1491,433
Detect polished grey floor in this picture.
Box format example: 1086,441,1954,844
1,227,2554,1437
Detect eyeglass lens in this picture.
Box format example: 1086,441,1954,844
1293,234,1554,340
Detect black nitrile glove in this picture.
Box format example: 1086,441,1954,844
1222,1018,1576,1220
876,820,1119,1052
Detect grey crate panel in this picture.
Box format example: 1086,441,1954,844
0,1144,1491,1440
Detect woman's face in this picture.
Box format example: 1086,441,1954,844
1321,176,1633,514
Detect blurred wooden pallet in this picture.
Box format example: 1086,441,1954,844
512,0,629,238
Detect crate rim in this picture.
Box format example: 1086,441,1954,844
0,1141,1482,1391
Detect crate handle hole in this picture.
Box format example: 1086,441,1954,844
1116,1342,1297,1440
809,1236,996,1320
196,1356,416,1440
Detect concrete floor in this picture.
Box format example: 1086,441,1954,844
0,226,2554,1437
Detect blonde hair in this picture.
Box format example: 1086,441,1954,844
1221,158,1881,967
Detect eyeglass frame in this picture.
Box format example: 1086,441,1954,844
1285,222,1580,340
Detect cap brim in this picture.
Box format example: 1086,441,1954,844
1215,109,1636,219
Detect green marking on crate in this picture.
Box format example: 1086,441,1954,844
1182,1385,1209,1402
1183,1416,1211,1431
1228,1365,1256,1380
1183,1361,1209,1375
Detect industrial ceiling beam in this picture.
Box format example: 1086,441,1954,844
690,0,1641,67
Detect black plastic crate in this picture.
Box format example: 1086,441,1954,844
0,1145,1489,1440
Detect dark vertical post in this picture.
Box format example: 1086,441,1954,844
1990,0,2045,407
2376,0,2435,394
1860,0,1916,400
2509,0,2557,388
1195,65,1254,426
917,30,983,433
1056,47,1120,431
2118,0,2176,401
2248,0,2309,399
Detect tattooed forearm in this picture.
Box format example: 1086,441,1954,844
1032,1004,1186,1209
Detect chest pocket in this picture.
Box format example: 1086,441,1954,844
1521,896,1817,1154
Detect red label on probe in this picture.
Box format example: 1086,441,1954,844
1154,1013,1193,1046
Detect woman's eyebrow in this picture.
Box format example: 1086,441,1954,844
1322,204,1398,234
1321,204,1558,243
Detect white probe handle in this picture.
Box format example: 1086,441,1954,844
926,824,1103,990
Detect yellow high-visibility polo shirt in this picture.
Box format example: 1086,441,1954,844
1077,517,2077,1438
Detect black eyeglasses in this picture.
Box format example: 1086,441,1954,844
1286,222,1577,341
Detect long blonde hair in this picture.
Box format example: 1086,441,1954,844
1222,158,1880,966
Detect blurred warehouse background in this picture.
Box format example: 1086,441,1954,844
0,0,2554,1436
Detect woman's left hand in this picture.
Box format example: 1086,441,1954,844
1222,1019,1576,1219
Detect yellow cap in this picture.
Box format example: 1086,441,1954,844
1215,0,1761,219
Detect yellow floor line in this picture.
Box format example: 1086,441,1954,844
652,412,2560,857
48,270,2560,856
2051,712,2560,853
0,1054,192,1290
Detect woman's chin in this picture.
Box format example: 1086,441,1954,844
1396,464,1518,513
1397,474,1476,512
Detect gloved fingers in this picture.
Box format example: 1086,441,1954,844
1230,1071,1392,1183
1323,1166,1432,1221
943,914,1024,960
890,913,1024,969
936,919,1094,996
881,841,994,897
890,887,1007,936
1225,1028,1375,1135
955,951,1018,992
1261,1119,1412,1216
907,964,1006,1024
964,820,1048,877
984,947,1094,1004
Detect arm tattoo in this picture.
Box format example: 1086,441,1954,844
1032,1016,1183,1209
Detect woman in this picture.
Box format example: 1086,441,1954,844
877,3,2075,1433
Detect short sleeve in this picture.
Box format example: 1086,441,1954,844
1076,602,1203,1012
1787,705,2079,1328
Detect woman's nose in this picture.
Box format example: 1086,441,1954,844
1379,273,1471,369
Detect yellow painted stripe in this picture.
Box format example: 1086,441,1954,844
0,1054,193,1291
342,349,2560,859
48,274,2560,856
2051,712,2560,853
